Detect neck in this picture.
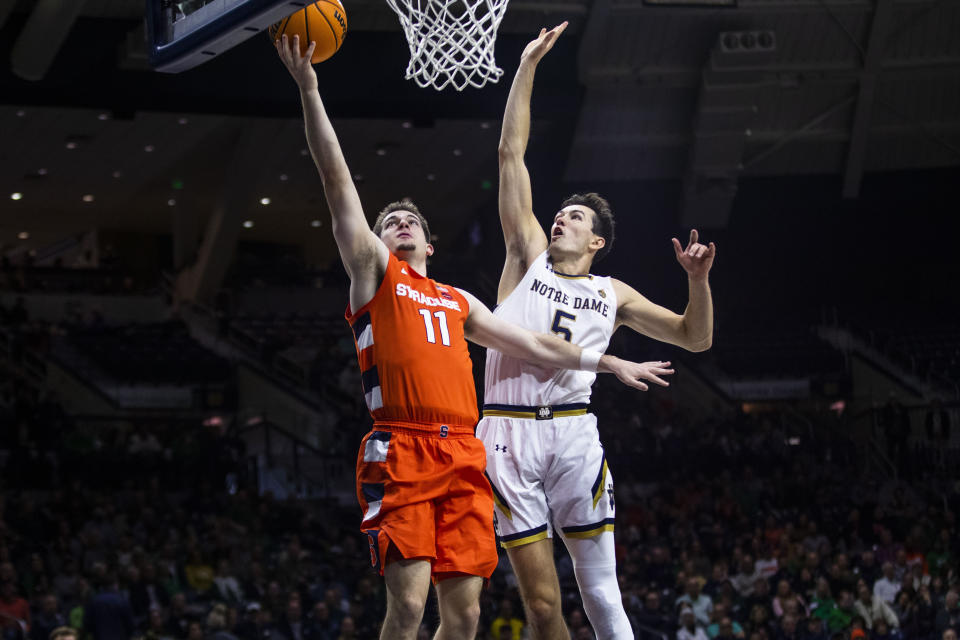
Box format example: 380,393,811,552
547,249,594,276
396,252,428,276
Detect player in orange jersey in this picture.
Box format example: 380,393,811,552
277,36,675,640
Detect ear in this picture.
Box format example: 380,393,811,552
425,243,435,257
589,236,606,253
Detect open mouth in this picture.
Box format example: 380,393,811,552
552,228,563,239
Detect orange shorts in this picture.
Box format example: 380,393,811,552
356,422,497,580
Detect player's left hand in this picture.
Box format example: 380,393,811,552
520,22,568,66
600,358,674,392
672,229,716,280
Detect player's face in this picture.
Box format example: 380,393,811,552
379,210,433,258
549,205,603,257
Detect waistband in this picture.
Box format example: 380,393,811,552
481,403,589,420
372,420,475,438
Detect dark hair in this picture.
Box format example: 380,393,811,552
560,192,615,262
372,198,431,243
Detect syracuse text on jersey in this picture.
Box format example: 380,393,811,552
395,283,462,311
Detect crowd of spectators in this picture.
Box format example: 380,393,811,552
1,367,958,640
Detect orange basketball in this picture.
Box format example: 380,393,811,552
269,0,347,64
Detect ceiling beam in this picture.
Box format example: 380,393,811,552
842,0,894,198
10,0,86,81
0,0,15,31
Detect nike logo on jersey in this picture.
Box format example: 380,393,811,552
530,278,610,318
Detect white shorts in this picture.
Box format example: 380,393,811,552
476,409,615,548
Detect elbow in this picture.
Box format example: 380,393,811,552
498,142,522,163
686,334,712,352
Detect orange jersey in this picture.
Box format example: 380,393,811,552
346,253,478,428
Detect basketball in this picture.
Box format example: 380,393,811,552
269,0,348,64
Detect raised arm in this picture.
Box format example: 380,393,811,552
277,36,386,307
614,229,716,352
458,289,673,391
496,23,567,301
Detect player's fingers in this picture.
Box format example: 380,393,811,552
633,380,649,391
693,245,705,259
690,228,699,246
707,241,717,255
672,237,683,257
306,40,317,58
647,375,670,387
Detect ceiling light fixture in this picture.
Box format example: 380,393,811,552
10,192,23,200
310,220,322,228
259,197,271,206
82,194,95,202
144,145,155,152
243,220,254,228
17,232,29,240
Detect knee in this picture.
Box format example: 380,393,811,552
388,592,427,627
524,592,562,628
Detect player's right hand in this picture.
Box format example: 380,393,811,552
601,358,673,392
276,34,318,92
520,22,567,66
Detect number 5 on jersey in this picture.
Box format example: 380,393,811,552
551,310,576,342
419,308,451,346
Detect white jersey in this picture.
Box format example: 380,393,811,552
484,251,617,406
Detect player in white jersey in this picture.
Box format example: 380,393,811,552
476,23,716,640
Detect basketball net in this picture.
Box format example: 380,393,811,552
385,0,509,91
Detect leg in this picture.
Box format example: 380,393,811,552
433,574,483,640
560,531,632,640
382,558,432,640
506,538,569,640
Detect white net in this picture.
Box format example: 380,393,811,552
385,0,510,91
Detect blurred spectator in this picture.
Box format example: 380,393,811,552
128,563,169,622
213,560,244,605
874,563,901,605
937,591,960,634
207,603,240,640
83,571,134,640
489,599,523,640
636,591,674,634
772,580,804,619
678,607,709,640
29,594,65,640
0,577,30,632
677,577,713,627
852,584,899,631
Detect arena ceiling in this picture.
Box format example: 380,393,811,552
1,0,958,262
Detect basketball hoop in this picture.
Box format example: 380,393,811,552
385,0,510,91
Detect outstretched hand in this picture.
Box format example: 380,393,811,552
601,358,674,392
521,22,568,65
672,229,716,280
276,34,318,92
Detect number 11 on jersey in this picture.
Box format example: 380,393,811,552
419,308,451,346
